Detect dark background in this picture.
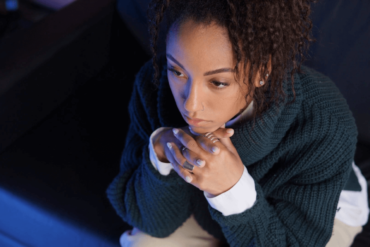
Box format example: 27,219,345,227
0,0,368,246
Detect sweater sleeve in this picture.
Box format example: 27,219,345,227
207,115,355,247
106,66,193,238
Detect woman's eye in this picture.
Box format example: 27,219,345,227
168,67,228,90
212,81,229,89
168,68,184,77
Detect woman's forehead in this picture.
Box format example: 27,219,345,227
166,19,235,71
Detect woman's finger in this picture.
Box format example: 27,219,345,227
172,128,202,154
172,162,193,183
206,127,235,152
166,142,195,183
212,127,234,138
163,143,179,167
196,133,223,155
172,164,194,184
166,142,189,169
181,146,206,168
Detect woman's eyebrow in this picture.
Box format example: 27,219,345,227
166,54,185,70
203,68,234,76
166,53,235,76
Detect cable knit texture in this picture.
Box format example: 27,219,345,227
106,57,358,247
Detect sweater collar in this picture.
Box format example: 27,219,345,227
157,63,303,166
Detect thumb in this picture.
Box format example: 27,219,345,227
211,125,235,151
212,124,234,138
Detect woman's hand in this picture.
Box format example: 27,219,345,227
153,125,232,163
152,126,193,163
166,127,245,197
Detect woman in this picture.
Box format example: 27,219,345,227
107,0,368,246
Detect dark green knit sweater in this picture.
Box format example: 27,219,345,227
106,57,357,247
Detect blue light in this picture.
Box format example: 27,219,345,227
5,0,18,11
0,188,118,247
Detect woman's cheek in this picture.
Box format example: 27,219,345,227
168,79,185,109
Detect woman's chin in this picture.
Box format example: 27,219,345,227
189,124,223,135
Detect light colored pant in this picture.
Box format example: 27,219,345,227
120,214,362,247
326,217,362,247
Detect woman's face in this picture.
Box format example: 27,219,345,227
166,19,258,134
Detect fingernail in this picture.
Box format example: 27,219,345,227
212,146,219,153
196,159,205,167
172,128,179,135
185,176,192,183
167,142,172,149
227,129,234,135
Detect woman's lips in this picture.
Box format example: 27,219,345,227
184,115,208,126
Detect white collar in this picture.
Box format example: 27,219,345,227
225,100,254,127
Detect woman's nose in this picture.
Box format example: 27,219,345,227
183,81,204,112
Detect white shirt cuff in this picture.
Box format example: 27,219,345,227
204,166,256,216
148,127,173,176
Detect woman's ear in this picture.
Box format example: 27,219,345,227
254,54,272,88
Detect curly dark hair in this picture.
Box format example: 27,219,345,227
148,0,316,119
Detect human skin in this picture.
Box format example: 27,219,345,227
154,18,271,196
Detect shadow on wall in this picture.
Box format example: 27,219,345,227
305,0,370,143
